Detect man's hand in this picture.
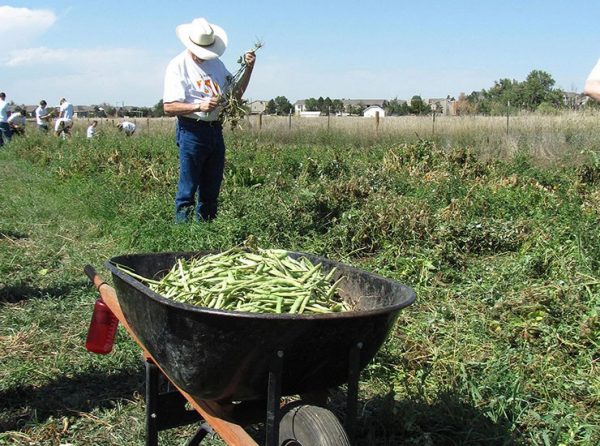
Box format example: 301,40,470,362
197,97,219,112
244,51,256,69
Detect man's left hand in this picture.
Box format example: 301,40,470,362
245,51,256,68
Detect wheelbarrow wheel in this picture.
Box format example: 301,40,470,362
279,403,351,446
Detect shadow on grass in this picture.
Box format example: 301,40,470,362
0,365,145,432
0,230,28,240
351,390,521,446
0,279,90,304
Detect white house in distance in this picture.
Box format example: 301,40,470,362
248,100,267,114
294,99,386,116
363,105,385,118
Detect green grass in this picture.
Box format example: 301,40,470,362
1,123,599,445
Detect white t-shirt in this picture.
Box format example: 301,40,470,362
87,125,96,139
0,100,8,123
36,106,50,125
121,121,136,134
163,50,232,121
8,112,27,126
60,101,74,120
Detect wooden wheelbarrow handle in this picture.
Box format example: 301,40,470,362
82,265,258,446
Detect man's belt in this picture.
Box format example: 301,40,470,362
179,115,222,128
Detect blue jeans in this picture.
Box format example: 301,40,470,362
175,117,225,222
0,122,11,147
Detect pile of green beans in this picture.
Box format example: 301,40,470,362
120,248,350,314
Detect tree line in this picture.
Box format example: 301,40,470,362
261,69,596,117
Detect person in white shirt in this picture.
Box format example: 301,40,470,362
0,92,12,147
35,100,51,132
55,98,74,137
163,17,256,222
584,58,600,102
7,108,27,136
117,120,136,136
87,120,98,139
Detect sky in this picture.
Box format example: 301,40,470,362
1,0,599,107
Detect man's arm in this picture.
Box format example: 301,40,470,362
234,51,256,100
584,59,600,102
163,98,219,116
584,80,600,102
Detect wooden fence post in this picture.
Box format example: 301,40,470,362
506,101,510,136
432,110,436,135
258,113,263,130
375,111,380,132
288,111,292,130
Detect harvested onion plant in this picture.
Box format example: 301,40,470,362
218,40,264,130
119,247,350,314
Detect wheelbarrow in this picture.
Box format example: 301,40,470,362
84,251,415,445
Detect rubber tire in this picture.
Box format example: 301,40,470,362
278,403,351,446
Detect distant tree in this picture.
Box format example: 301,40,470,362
317,96,325,113
265,99,277,114
274,96,292,115
455,92,478,115
331,99,344,114
409,95,431,115
345,102,366,115
384,98,410,116
520,70,563,110
305,98,318,111
152,99,165,117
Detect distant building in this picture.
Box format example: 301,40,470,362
249,100,267,114
562,92,587,109
363,105,385,118
427,97,458,115
299,111,322,118
294,99,386,116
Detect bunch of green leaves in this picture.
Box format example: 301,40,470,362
218,40,264,130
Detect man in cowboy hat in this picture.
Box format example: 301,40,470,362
163,17,256,222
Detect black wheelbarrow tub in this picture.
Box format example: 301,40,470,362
106,251,415,402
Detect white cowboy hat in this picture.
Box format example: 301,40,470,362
176,17,227,60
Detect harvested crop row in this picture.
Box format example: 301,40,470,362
119,247,351,314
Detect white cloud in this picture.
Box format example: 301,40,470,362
0,6,56,44
3,46,169,106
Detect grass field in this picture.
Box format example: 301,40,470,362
1,115,599,445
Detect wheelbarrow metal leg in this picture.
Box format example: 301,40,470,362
145,359,204,445
146,360,160,446
266,350,284,446
345,342,363,444
185,422,213,446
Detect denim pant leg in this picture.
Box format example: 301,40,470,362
175,121,225,222
197,128,225,220
0,122,11,147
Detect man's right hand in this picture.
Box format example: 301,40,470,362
197,97,219,112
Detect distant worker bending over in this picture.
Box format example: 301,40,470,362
117,120,136,136
8,108,27,136
55,98,74,137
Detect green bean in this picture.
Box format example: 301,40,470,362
118,247,352,314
